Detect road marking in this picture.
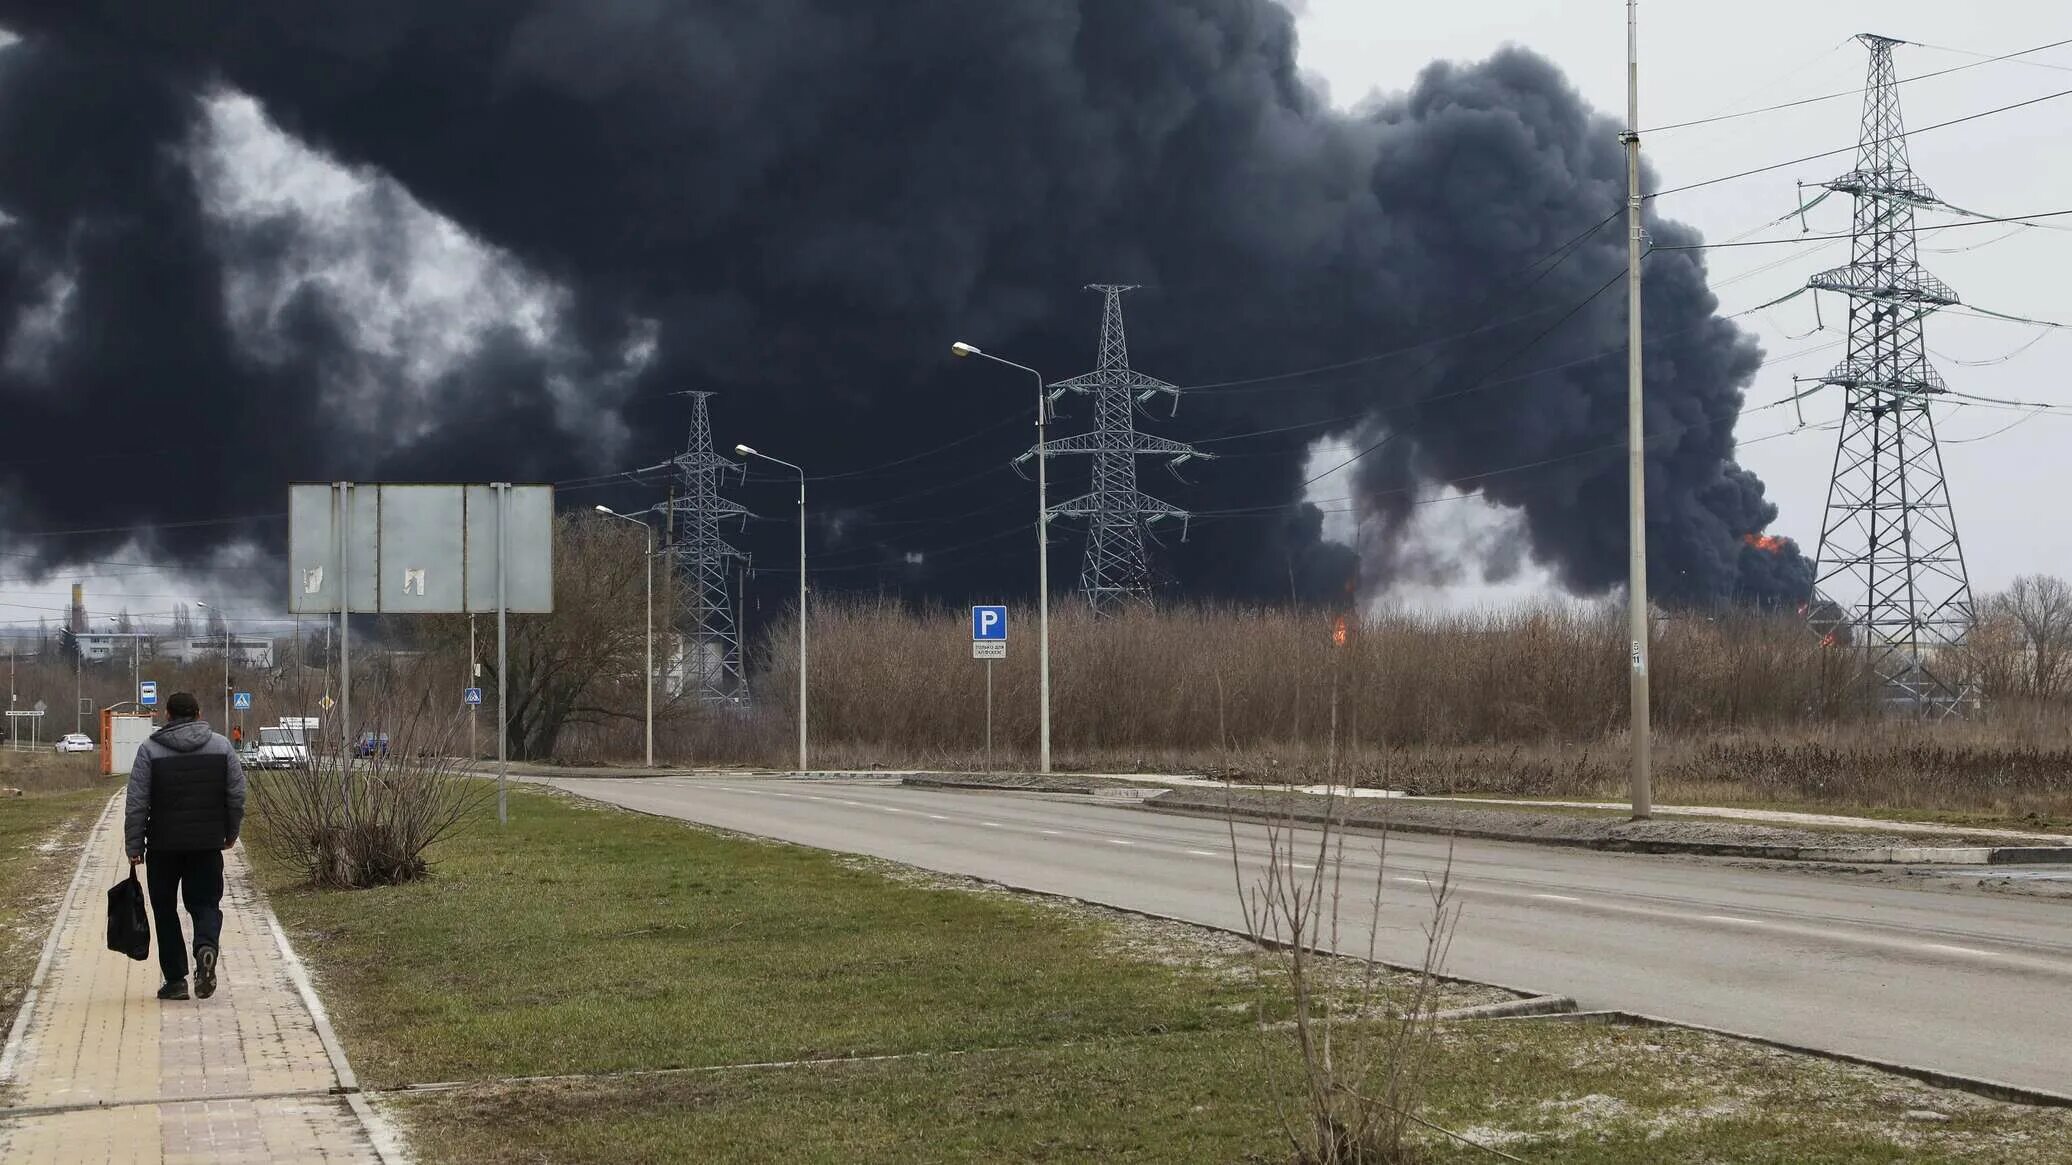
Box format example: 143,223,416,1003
1703,915,1762,926
1108,839,1134,846
1038,829,1063,836
1923,943,1993,958
1531,893,1582,903
1186,849,1219,858
982,822,1006,829
927,814,949,821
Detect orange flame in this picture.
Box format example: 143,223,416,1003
1743,533,1788,554
1332,614,1349,648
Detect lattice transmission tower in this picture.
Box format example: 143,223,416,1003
1806,33,1978,714
1025,285,1212,616
662,391,753,702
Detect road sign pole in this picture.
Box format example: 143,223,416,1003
985,658,993,774
337,481,354,823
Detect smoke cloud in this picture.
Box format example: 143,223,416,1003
0,1,1810,607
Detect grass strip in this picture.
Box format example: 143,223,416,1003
247,788,1265,1087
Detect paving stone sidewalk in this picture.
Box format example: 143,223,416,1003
0,792,386,1163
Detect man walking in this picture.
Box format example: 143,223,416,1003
125,691,246,1001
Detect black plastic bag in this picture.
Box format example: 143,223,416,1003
107,868,150,961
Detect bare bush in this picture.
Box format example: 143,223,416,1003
1227,662,1477,1164
253,673,490,889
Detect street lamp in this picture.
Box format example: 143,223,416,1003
735,444,808,773
594,506,656,768
950,341,1052,774
196,602,229,731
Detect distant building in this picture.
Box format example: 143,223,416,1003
71,631,154,664
158,635,275,669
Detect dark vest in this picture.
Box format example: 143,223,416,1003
148,748,230,851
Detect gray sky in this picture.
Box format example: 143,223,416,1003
1296,0,2072,598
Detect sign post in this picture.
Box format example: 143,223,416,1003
5,709,43,752
971,607,1008,773
139,681,158,709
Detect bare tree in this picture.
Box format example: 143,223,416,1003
416,512,649,760
1988,575,2072,701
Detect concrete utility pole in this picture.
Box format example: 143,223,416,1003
952,341,1053,774
197,602,230,733
1623,0,1653,820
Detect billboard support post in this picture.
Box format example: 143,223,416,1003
496,481,510,827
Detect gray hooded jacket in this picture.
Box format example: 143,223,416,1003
125,719,247,857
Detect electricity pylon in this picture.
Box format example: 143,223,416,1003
1024,285,1211,617
661,391,753,702
1807,33,1977,716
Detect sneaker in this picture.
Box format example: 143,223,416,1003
194,946,218,999
157,978,190,1001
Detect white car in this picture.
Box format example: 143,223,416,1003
54,734,94,754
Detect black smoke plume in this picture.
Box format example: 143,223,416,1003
0,2,1810,607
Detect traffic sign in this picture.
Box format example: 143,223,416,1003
464,687,483,707
233,692,253,711
139,681,158,707
972,640,1006,660
971,605,1007,641
318,693,336,711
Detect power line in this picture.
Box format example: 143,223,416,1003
1299,264,1629,490
1640,36,2072,134
1650,83,2072,202
1649,207,2072,250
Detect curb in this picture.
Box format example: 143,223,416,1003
1505,1010,2072,1109
1432,994,1578,1022
255,852,412,1164
0,792,119,1089
1141,798,2072,866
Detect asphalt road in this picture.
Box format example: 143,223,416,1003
541,775,2072,1097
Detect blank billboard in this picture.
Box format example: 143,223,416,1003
288,483,554,614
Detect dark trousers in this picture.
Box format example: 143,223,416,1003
145,850,224,983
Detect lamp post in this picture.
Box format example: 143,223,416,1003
196,602,229,730
594,506,656,768
950,341,1052,774
735,445,808,773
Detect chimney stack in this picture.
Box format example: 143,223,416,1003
69,583,85,635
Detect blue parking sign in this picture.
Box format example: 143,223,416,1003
971,606,1007,641
464,687,483,707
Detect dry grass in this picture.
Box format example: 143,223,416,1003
539,600,2072,822
0,749,106,795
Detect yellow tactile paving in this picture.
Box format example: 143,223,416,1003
0,793,380,1163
